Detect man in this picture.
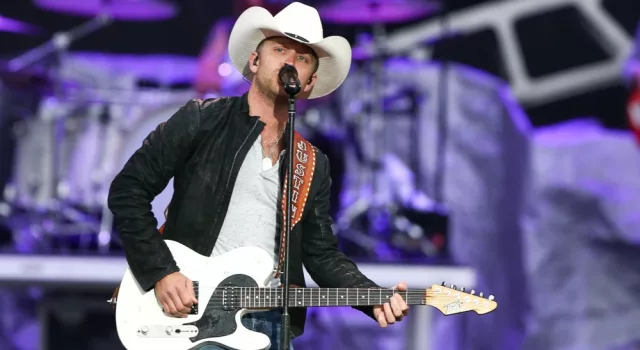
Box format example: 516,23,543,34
107,2,409,349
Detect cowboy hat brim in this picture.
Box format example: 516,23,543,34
228,6,351,99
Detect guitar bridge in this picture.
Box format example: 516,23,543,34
190,281,199,315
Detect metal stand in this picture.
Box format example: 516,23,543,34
432,0,451,208
280,74,302,350
8,14,112,72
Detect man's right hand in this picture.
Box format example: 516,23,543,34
154,272,198,318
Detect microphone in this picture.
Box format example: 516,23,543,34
278,64,301,96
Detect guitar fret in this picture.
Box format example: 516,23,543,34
230,287,427,308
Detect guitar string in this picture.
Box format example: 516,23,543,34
162,290,477,306
178,288,466,297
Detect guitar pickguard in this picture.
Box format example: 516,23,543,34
185,274,257,343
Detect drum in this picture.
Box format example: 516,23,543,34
57,52,200,226
3,52,198,254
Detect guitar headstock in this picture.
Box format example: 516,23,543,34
425,282,498,316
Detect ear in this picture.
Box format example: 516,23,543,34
303,73,318,93
248,51,259,74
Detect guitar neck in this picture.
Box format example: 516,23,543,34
234,287,428,308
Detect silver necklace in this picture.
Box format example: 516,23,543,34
261,125,287,171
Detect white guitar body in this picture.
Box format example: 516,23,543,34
116,240,275,350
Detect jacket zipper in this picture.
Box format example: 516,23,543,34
206,118,263,255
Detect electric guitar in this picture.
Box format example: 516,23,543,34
112,240,498,350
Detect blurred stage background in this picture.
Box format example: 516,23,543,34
0,0,640,349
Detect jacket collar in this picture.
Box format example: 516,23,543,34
236,91,262,129
238,91,302,148
239,91,251,115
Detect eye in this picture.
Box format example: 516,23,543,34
275,47,284,53
297,55,307,63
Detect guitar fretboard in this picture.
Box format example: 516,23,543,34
221,288,426,308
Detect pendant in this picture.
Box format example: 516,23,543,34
262,157,273,171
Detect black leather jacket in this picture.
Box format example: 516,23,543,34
107,93,379,337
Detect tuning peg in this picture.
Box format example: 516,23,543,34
470,290,475,295
461,287,466,292
488,295,495,301
450,284,456,290
479,292,484,298
442,281,446,286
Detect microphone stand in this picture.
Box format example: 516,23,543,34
280,75,301,350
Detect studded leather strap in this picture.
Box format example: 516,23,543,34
274,132,316,278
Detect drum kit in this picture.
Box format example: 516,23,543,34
0,0,449,261
0,0,190,254
305,0,451,262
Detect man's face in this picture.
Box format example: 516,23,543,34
249,37,318,99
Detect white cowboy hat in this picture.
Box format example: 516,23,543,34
228,2,352,99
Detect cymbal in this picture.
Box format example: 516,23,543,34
0,15,43,35
319,0,440,24
33,0,177,21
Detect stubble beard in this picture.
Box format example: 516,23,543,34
256,71,280,102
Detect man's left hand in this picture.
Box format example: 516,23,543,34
373,281,410,328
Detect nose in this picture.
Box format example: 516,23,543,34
283,51,296,65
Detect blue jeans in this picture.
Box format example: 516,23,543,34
196,310,294,350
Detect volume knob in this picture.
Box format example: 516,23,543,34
166,326,173,335
140,326,149,335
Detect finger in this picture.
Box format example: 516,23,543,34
186,279,198,304
383,303,395,324
390,296,404,318
163,297,181,318
161,301,171,316
399,295,410,316
376,309,388,328
178,285,194,310
396,282,408,291
394,294,409,312
169,291,189,317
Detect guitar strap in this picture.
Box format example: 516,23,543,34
274,131,316,278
